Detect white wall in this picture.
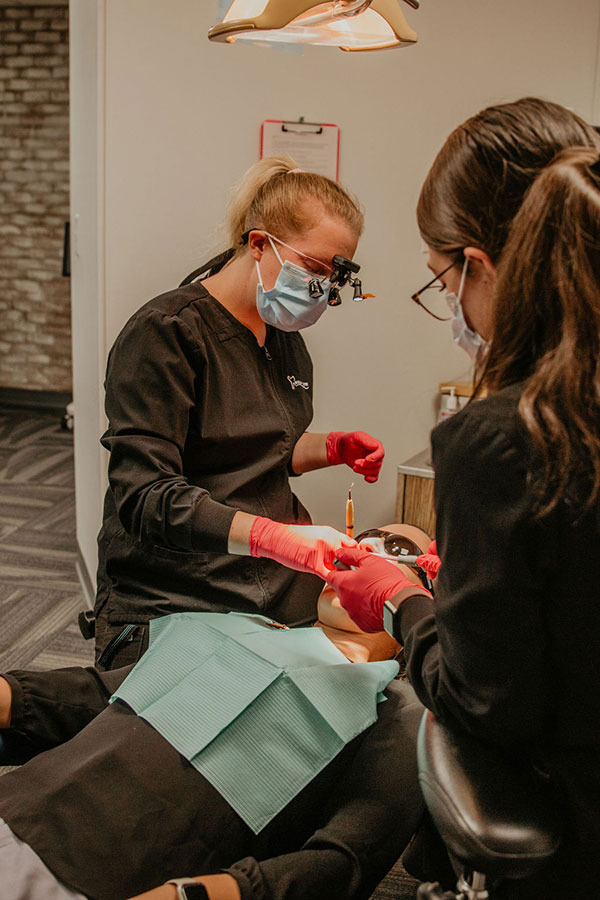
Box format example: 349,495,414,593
69,0,106,598
71,0,600,580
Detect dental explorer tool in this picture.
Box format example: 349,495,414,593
377,553,420,566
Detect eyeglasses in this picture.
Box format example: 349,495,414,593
411,261,456,321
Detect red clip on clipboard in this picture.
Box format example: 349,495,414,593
260,119,340,181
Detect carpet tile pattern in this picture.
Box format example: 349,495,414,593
0,407,93,674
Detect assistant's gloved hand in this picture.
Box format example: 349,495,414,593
416,540,441,579
326,431,385,483
250,517,356,580
326,547,431,632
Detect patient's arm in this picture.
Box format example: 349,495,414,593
1,664,133,753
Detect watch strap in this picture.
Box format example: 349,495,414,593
166,878,209,900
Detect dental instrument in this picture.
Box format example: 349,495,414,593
346,483,354,538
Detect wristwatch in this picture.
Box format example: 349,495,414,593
166,878,210,900
383,595,403,642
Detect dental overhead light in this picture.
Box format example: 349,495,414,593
209,0,419,53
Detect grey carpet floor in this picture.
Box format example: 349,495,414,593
0,406,94,673
0,404,421,899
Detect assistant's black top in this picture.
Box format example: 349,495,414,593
96,260,321,629
391,381,600,894
0,665,424,900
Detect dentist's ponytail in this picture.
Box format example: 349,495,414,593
225,156,363,254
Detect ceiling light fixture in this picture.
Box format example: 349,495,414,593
209,0,419,53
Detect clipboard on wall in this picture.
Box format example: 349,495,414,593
260,119,340,181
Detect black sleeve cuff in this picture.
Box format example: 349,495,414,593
384,591,434,645
190,498,239,553
0,665,134,749
224,857,265,900
287,458,301,478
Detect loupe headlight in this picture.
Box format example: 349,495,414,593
327,254,365,306
308,278,325,300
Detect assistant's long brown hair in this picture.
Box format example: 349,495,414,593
417,97,600,264
483,148,600,516
417,98,600,516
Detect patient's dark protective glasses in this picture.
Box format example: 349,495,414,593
410,261,455,321
356,529,433,592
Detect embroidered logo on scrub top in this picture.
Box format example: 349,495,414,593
287,375,309,391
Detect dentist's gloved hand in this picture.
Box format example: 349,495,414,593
326,547,432,632
326,431,385,483
416,540,441,579
250,517,356,580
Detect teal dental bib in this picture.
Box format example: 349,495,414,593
111,612,398,832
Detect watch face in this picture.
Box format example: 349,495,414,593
181,884,209,900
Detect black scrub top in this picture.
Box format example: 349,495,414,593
392,381,600,896
95,254,322,629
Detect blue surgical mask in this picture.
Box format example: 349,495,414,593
255,236,331,332
446,259,489,361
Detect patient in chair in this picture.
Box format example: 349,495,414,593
0,524,431,900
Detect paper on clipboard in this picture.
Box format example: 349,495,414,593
260,120,340,181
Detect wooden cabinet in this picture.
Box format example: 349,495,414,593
395,449,436,537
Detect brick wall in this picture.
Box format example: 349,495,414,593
0,4,71,393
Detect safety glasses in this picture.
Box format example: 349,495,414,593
356,529,433,591
356,529,424,561
241,229,367,306
264,232,335,279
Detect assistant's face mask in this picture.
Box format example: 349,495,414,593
445,258,489,361
255,235,331,332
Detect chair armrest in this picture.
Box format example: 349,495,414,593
416,710,561,881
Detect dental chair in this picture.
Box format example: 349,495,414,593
413,710,561,899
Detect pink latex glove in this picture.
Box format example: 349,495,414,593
326,431,385,483
249,517,356,580
416,540,441,579
326,547,432,633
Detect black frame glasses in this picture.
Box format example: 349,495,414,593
411,261,456,321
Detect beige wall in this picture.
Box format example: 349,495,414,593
71,0,600,580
